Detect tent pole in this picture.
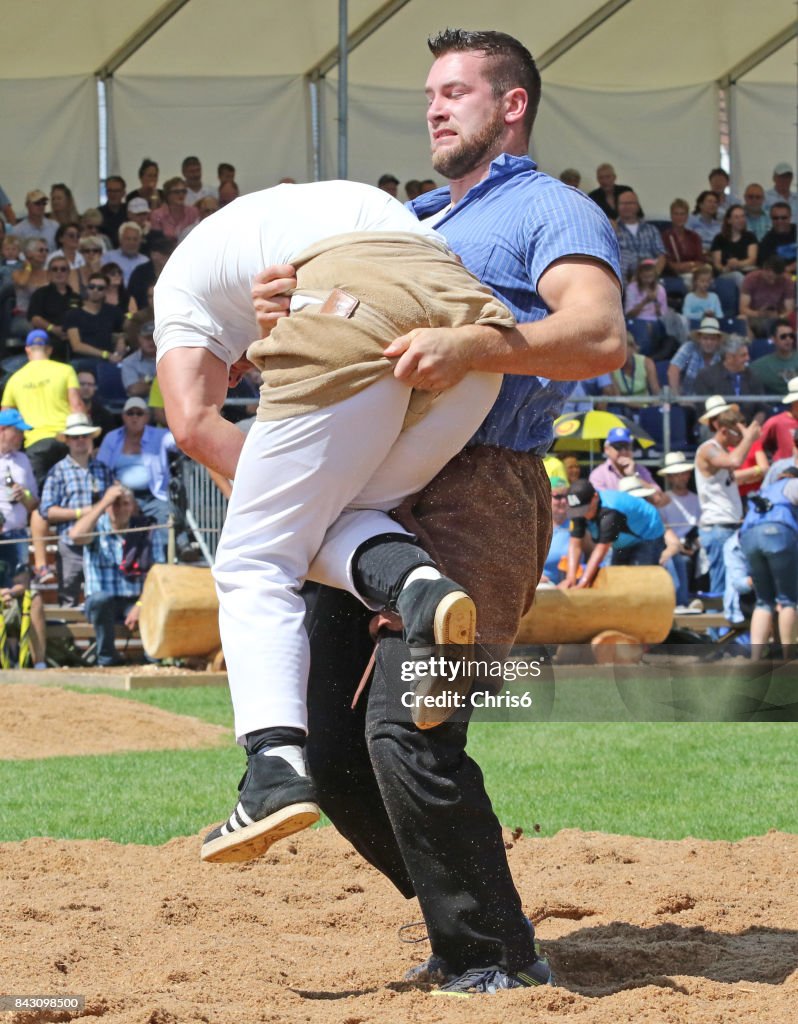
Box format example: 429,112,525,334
338,0,348,180
96,76,109,203
309,74,322,182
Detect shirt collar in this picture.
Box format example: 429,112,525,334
409,153,537,218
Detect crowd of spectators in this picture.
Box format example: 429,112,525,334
1,154,796,659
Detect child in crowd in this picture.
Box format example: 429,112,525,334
624,259,668,320
683,264,723,322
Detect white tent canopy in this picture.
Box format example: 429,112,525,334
1,0,794,217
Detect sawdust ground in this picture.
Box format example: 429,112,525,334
1,684,795,1023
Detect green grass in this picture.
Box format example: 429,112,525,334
0,685,794,845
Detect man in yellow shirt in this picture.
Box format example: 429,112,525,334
2,329,84,583
1,329,82,488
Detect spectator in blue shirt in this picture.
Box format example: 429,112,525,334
561,478,665,589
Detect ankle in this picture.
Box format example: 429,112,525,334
245,726,306,756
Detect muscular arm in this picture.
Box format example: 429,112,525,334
385,258,626,390
157,347,245,479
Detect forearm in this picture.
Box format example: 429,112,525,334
68,497,110,542
463,303,626,381
157,347,245,479
46,504,86,525
580,543,609,587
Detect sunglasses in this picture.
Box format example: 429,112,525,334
777,333,796,341
82,247,103,254
552,493,569,500
86,283,106,291
32,199,48,206
50,266,70,273
772,215,790,221
124,409,146,417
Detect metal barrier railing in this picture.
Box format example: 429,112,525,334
175,389,787,559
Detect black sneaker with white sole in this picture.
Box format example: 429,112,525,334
395,577,477,730
201,749,319,864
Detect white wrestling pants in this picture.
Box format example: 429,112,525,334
212,371,501,741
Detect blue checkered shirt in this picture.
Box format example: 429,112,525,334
615,220,666,281
82,512,166,598
40,456,116,536
410,154,621,453
670,342,721,393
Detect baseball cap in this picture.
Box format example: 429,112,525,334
618,474,657,499
127,197,150,214
0,409,32,431
123,397,148,413
25,189,47,204
606,426,633,446
25,329,50,347
773,162,793,176
566,479,597,516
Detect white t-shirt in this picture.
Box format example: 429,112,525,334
154,180,441,369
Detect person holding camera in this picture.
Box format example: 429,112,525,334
68,483,165,666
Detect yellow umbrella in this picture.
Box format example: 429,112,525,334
552,410,655,452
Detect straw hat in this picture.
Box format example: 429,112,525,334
618,474,657,499
59,413,101,440
657,451,695,475
698,394,735,424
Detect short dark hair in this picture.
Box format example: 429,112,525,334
427,28,541,138
218,162,235,175
709,167,729,180
105,175,126,190
764,256,786,274
138,158,158,178
182,155,200,169
693,190,716,214
771,201,792,217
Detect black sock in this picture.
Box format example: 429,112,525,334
352,533,437,608
245,726,306,755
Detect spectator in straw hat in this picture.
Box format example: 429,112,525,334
695,398,760,593
758,377,798,463
657,452,702,608
667,314,724,396
38,413,112,606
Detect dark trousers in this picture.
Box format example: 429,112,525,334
84,591,132,664
304,582,535,974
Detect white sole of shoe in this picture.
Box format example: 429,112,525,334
200,801,320,864
434,591,477,646
414,591,476,731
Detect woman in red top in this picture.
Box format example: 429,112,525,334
662,198,704,279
